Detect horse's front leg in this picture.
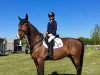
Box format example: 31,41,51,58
34,58,44,75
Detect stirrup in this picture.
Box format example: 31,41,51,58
45,54,53,60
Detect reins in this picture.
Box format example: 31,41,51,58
30,34,43,51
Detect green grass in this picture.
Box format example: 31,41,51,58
0,47,100,75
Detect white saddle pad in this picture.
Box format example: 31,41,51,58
43,38,63,49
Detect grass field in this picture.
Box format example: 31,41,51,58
0,47,100,75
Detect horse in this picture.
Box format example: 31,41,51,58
17,14,85,75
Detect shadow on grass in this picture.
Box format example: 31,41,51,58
0,54,9,56
48,71,76,75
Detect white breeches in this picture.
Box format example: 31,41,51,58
48,34,55,42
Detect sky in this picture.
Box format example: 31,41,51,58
0,0,100,39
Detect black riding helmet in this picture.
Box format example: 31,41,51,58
48,12,55,17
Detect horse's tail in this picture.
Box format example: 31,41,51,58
79,39,85,74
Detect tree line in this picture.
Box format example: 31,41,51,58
78,24,100,45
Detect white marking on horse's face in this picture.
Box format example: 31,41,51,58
17,33,20,39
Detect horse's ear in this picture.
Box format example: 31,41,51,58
26,14,28,20
18,16,22,21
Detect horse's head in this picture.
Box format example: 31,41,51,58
17,14,29,39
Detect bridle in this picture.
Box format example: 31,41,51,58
18,23,43,52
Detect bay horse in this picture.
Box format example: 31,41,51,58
17,14,84,75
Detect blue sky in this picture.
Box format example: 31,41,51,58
0,0,100,39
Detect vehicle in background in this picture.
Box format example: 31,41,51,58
0,38,7,55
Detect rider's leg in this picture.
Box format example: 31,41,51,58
48,40,54,58
47,34,55,59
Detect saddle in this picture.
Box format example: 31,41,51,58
43,34,63,49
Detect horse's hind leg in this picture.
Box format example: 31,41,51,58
69,55,82,75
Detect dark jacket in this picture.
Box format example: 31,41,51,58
47,20,57,36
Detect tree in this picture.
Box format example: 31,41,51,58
78,37,91,45
91,24,100,45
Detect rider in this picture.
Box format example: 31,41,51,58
46,12,57,59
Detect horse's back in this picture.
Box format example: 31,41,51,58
61,37,82,45
61,37,84,56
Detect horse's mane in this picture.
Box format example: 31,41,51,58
28,22,39,33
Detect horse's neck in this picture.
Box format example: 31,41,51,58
27,23,41,48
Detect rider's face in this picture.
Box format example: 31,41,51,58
49,16,54,20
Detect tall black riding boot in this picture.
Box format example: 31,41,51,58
47,40,54,59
